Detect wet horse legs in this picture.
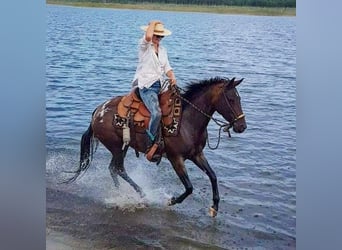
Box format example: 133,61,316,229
108,157,120,188
191,152,220,216
108,154,145,198
168,157,193,205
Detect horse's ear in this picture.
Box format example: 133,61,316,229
226,77,236,88
234,78,244,87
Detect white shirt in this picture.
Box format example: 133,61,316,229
133,36,172,89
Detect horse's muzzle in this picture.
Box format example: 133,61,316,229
233,122,247,133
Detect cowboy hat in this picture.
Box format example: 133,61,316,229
140,23,172,36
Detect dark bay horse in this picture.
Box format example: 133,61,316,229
65,77,246,217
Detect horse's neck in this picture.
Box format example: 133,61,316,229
182,94,215,133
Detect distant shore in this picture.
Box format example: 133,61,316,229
46,1,296,16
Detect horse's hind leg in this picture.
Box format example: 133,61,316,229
109,152,145,198
191,152,219,217
108,156,120,188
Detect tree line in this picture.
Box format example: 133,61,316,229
62,0,296,8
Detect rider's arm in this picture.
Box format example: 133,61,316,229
145,20,161,42
166,70,176,85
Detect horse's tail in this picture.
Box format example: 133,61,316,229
62,117,98,184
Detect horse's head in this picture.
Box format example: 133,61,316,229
214,78,247,133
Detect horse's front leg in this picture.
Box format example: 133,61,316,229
191,152,220,217
168,157,193,206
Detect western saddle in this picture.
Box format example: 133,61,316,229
115,87,182,137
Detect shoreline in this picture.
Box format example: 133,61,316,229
46,228,93,250
46,1,296,16
46,187,296,249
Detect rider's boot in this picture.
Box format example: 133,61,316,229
145,130,162,164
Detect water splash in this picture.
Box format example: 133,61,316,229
46,150,175,211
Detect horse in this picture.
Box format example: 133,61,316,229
64,77,246,217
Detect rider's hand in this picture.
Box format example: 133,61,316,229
149,20,162,26
170,78,177,86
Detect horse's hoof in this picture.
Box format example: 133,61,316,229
167,197,176,206
209,207,218,217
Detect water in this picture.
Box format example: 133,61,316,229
46,5,296,249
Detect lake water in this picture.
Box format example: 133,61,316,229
46,4,296,249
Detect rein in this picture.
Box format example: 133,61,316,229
171,83,240,150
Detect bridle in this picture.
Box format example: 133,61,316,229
220,80,245,132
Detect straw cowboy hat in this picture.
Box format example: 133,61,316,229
140,23,172,36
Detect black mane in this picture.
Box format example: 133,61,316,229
181,77,230,106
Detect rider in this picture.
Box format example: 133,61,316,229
132,20,177,161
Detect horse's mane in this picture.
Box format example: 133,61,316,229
181,77,230,107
